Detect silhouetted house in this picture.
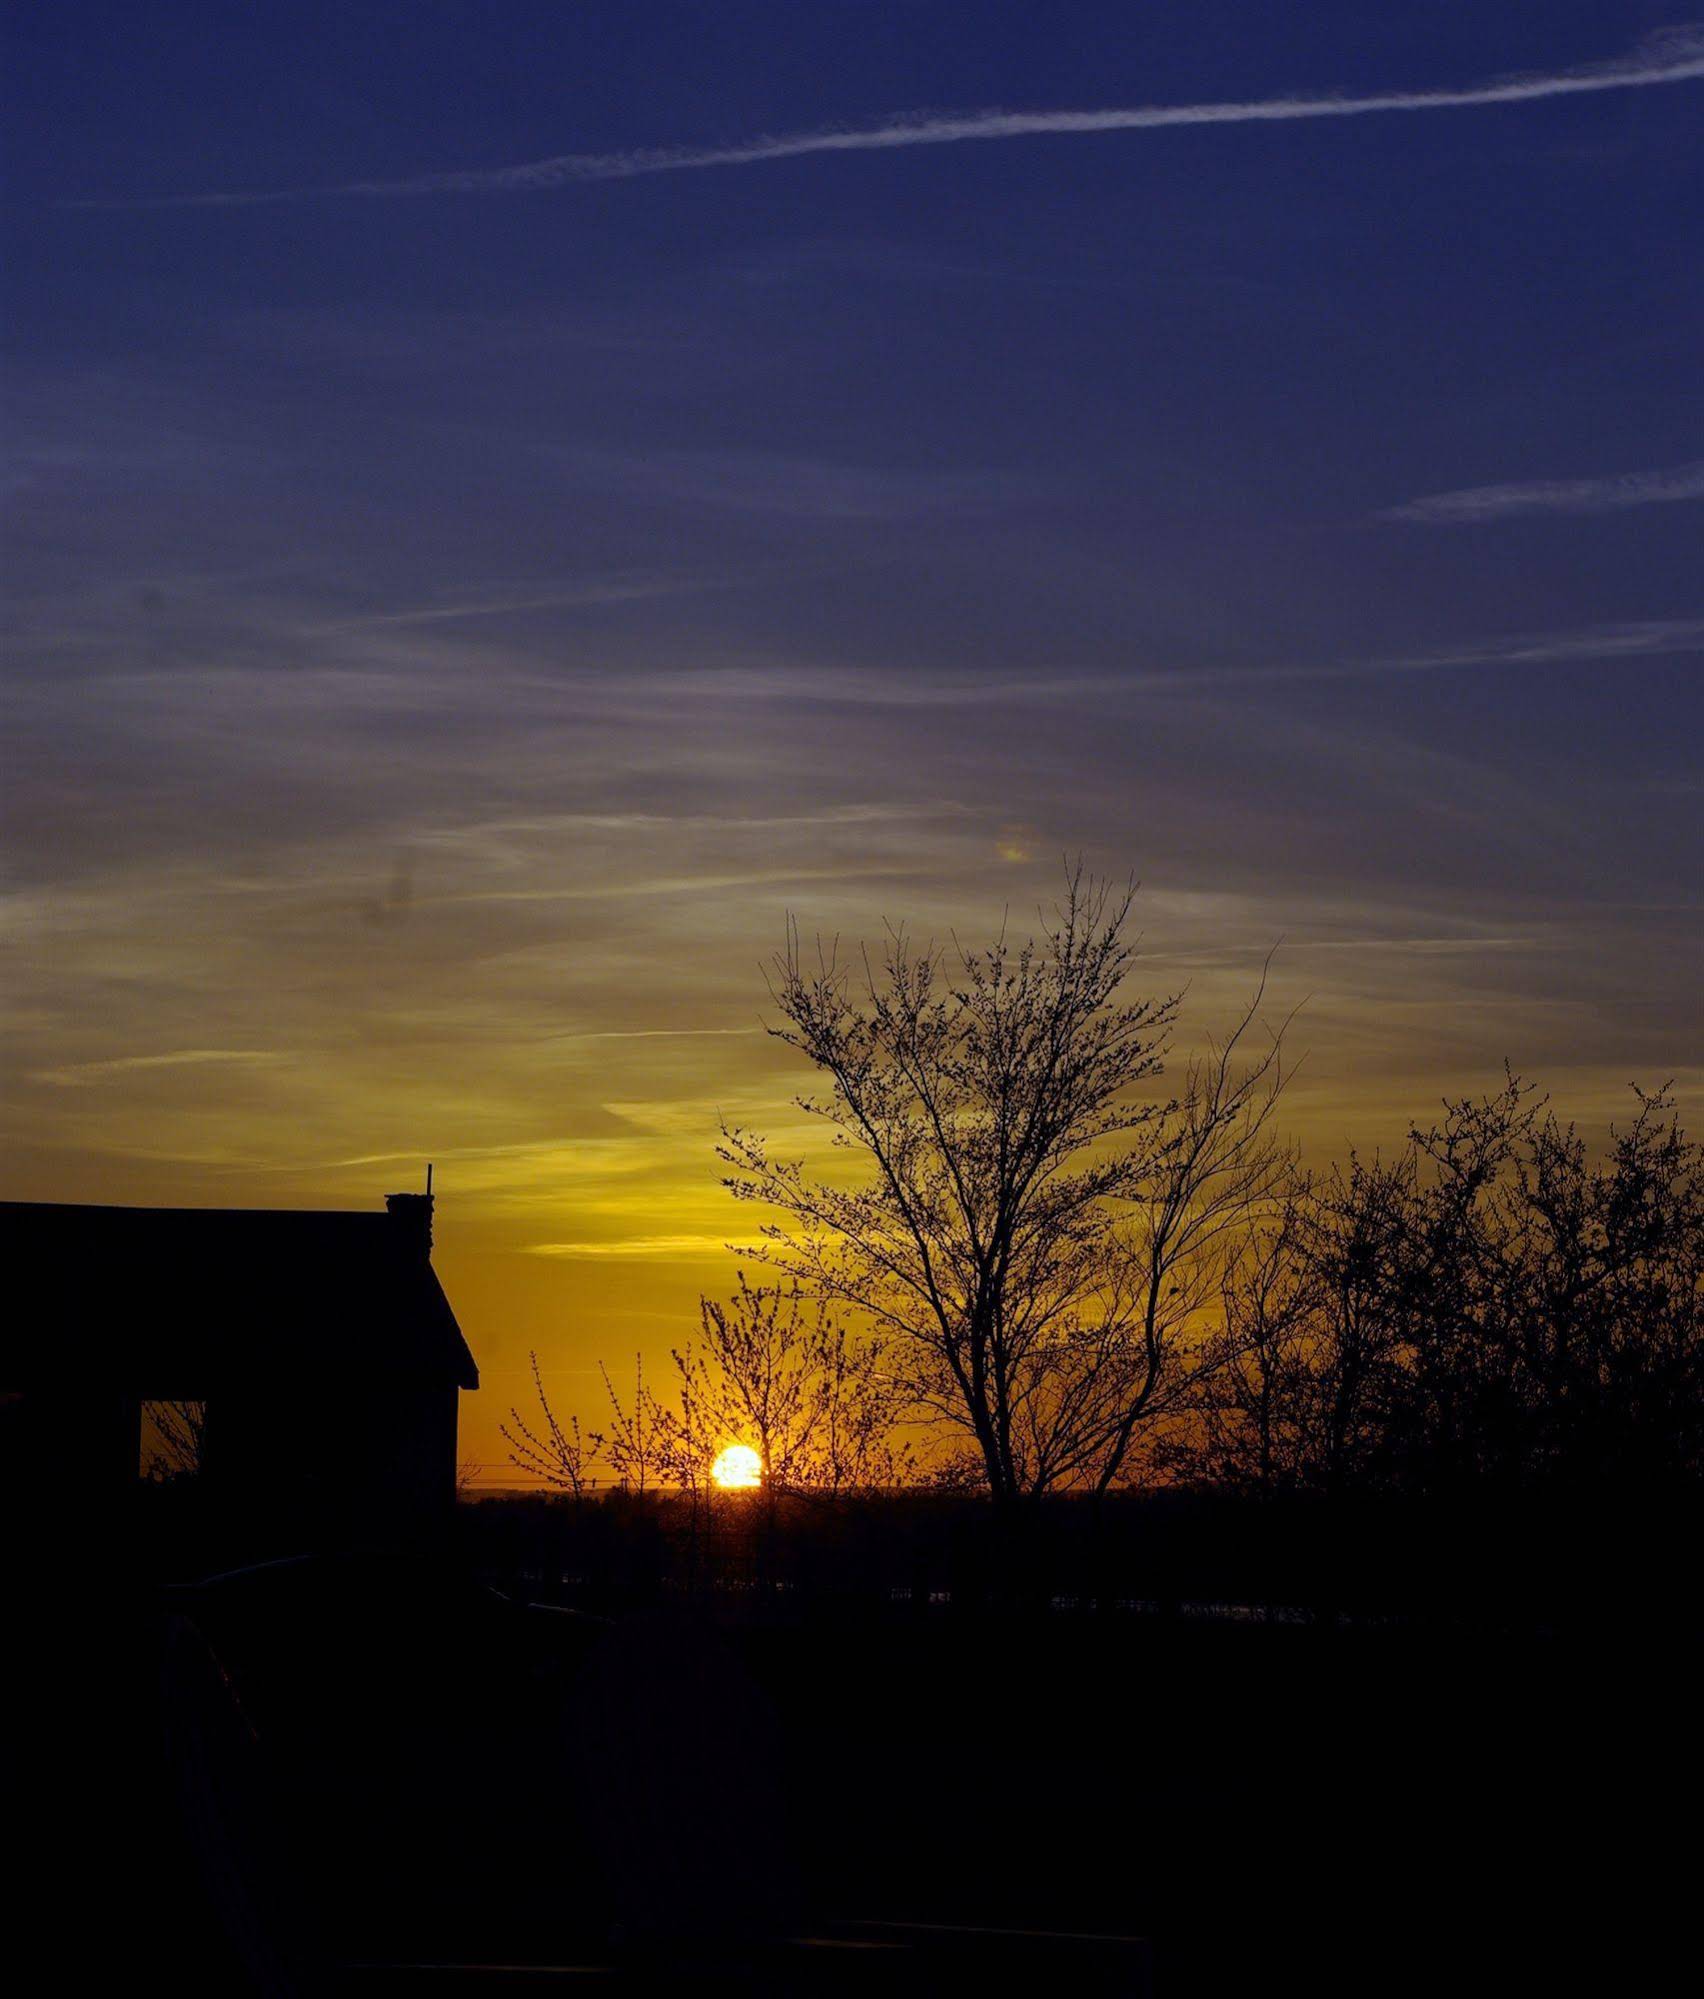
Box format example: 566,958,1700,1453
0,1192,477,1539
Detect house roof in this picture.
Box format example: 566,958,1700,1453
0,1200,478,1395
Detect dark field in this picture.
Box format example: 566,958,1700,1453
745,1608,1692,1995
24,1486,1699,1996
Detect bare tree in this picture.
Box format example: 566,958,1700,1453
501,1352,598,1495
681,1275,828,1492
655,1341,719,1501
1509,1082,1704,1490
1169,1070,1704,1505
141,1399,205,1483
807,1314,918,1494
1274,1149,1417,1497
595,1352,673,1494
1088,976,1296,1493
1385,1075,1704,1496
720,870,1298,1504
676,1274,916,1495
1183,1172,1328,1494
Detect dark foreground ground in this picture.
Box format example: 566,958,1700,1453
743,1607,1696,1995
13,1491,1699,1996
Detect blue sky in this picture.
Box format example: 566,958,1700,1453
3,3,1701,1446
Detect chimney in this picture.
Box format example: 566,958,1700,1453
385,1191,434,1259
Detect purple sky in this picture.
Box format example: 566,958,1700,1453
4,3,1701,1467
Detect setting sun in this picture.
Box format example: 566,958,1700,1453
710,1443,763,1491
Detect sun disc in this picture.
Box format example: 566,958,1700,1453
710,1442,763,1490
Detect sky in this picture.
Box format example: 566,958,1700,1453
3,3,1701,1478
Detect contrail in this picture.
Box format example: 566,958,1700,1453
1382,459,1704,524
72,25,1704,208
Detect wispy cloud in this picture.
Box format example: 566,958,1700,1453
300,571,740,633
74,26,1704,208
440,864,931,906
1366,618,1704,673
564,619,1704,705
416,803,975,845
526,1234,758,1260
1383,459,1704,525
546,1026,762,1044
33,1048,289,1088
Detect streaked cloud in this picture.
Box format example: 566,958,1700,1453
546,1026,763,1044
73,26,1704,208
1366,617,1704,674
526,1234,761,1260
32,1048,291,1088
1383,459,1704,525
300,571,742,633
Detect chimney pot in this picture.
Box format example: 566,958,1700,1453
385,1192,434,1257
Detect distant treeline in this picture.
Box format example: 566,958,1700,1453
449,1480,1700,1633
